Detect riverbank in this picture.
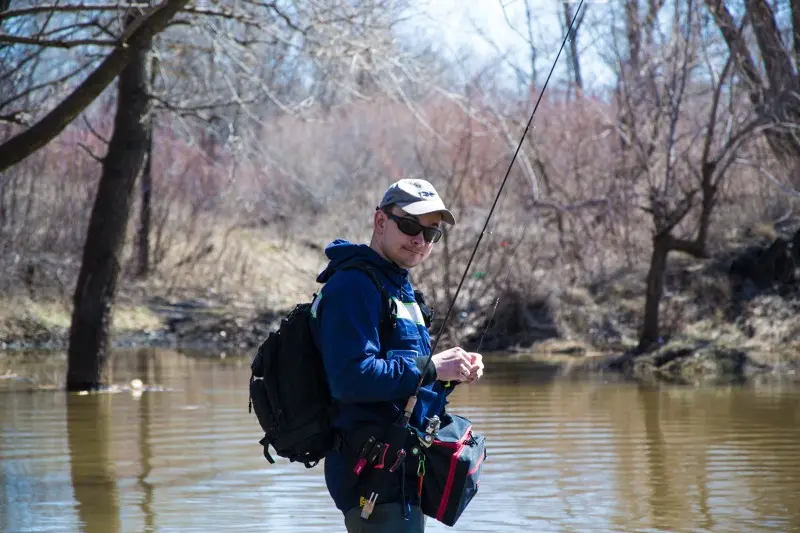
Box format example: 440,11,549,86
2,294,800,386
2,227,800,386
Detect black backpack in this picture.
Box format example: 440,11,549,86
248,263,396,468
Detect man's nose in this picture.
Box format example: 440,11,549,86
410,232,425,246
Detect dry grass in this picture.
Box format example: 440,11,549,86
0,297,72,331
1,94,799,357
118,224,328,312
0,295,163,339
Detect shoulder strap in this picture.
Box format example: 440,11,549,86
413,289,434,328
340,262,397,339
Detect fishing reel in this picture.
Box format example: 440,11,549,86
418,415,441,448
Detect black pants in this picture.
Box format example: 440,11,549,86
344,504,425,533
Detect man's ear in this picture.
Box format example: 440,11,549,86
374,209,386,233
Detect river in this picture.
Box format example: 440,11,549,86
1,349,799,532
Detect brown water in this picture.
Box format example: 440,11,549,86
1,349,800,533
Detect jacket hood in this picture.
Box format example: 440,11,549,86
316,239,409,288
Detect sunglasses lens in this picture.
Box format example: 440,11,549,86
394,215,442,243
423,228,442,243
397,218,422,236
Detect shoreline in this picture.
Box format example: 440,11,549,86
3,303,799,387
3,226,800,388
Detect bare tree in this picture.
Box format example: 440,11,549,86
614,0,668,152
705,0,800,185
66,6,159,392
469,0,542,96
128,0,433,277
613,0,764,351
0,1,189,172
562,1,587,98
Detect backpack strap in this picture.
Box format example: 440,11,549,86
413,289,434,328
340,262,397,342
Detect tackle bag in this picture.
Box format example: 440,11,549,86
418,413,487,527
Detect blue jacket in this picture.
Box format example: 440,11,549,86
309,239,452,513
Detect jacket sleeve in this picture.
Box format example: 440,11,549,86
315,269,436,403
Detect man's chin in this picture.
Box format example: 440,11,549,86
393,251,423,269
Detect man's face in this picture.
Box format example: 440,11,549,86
375,206,443,269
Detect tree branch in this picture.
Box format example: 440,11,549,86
700,50,735,170
665,234,709,258
746,0,794,93
704,0,764,98
150,93,259,118
179,6,263,29
36,20,118,40
0,0,190,173
0,112,31,125
0,4,148,20
0,60,95,111
83,115,109,145
0,33,118,48
239,0,308,34
78,142,104,163
528,198,610,214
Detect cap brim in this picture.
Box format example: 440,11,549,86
400,200,456,226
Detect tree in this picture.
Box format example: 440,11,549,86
612,0,763,351
705,0,800,185
128,0,428,276
66,6,159,391
0,1,189,172
134,57,157,279
562,0,587,98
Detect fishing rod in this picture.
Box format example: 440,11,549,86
401,0,587,426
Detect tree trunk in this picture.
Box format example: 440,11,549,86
135,121,153,279
66,14,152,392
792,0,800,64
135,55,159,279
0,175,6,230
563,1,584,97
639,234,671,352
705,0,800,181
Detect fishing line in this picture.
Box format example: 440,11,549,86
402,0,588,424
473,213,539,354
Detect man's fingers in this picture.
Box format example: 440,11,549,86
466,353,484,383
435,348,483,382
468,362,483,373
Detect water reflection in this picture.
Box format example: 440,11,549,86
67,394,120,533
0,349,799,532
135,349,156,532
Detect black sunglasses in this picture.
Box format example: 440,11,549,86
384,212,443,243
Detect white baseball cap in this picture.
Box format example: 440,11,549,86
378,179,456,225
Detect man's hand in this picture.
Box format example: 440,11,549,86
431,347,484,383
465,352,484,383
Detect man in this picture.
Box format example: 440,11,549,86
310,178,484,532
